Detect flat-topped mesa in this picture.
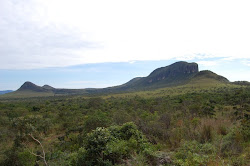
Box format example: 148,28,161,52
146,61,199,83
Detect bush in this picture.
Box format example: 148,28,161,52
217,125,227,135
104,139,134,162
230,155,249,166
17,149,36,166
72,122,153,166
174,141,216,166
240,118,250,141
221,128,243,157
83,110,111,134
200,124,213,143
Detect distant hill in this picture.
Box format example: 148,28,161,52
1,82,54,98
42,85,55,90
0,90,13,95
1,61,246,98
232,81,250,86
17,81,51,92
190,70,229,84
126,61,199,88
4,82,87,98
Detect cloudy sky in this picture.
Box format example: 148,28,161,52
1,0,250,90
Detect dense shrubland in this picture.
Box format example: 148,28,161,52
0,86,249,165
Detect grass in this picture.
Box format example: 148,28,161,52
102,78,241,99
0,90,55,99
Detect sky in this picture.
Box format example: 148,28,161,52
0,0,250,90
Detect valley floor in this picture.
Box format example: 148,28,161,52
0,84,249,165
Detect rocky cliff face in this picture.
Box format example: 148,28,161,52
146,61,199,83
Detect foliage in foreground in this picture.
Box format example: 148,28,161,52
71,122,154,166
0,85,249,165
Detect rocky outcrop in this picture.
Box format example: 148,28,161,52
146,61,198,83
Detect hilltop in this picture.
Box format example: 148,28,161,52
117,61,199,90
18,81,51,92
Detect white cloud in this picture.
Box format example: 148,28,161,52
241,60,250,66
129,61,136,64
197,61,219,67
1,0,250,69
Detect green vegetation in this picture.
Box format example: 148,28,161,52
0,62,249,165
0,82,249,165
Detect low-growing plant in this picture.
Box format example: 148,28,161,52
200,124,213,143
72,122,154,166
17,149,36,166
174,140,216,166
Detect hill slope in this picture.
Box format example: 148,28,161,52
2,82,55,98
42,85,55,90
189,70,229,85
232,81,250,86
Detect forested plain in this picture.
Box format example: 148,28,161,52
0,84,249,166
